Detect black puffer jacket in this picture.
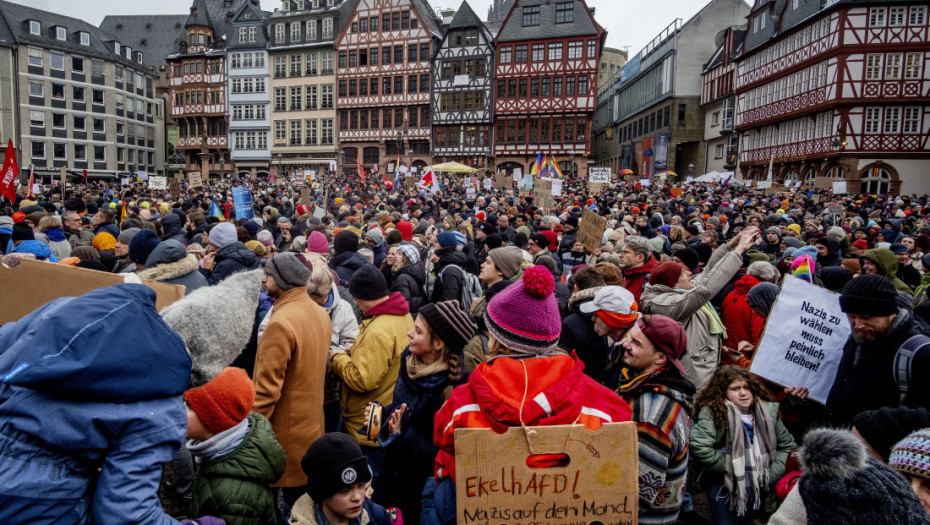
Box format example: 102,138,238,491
431,248,468,304
330,250,370,287
199,242,260,285
559,287,611,382
392,262,427,315
160,213,187,245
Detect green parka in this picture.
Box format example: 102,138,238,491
189,413,287,525
861,248,913,295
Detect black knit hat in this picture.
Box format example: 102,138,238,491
301,433,372,503
333,229,359,256
418,300,477,354
348,264,389,301
672,248,699,271
12,222,34,242
852,407,930,460
839,274,897,316
128,229,161,265
529,232,550,249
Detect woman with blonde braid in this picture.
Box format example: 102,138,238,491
364,300,474,522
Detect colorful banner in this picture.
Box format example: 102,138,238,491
232,186,254,219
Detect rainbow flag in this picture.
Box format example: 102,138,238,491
549,155,564,179
791,254,814,283
530,153,543,177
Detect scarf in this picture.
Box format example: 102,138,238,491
700,302,727,338
43,227,66,242
186,418,250,462
724,401,776,516
406,351,449,381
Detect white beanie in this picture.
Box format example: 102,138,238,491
210,222,238,249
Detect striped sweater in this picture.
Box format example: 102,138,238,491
618,367,696,525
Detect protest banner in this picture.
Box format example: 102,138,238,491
148,176,168,190
455,423,639,525
188,171,203,188
589,167,611,184
0,259,184,323
495,173,508,188
578,207,608,253
535,178,554,210
756,181,772,189
749,275,851,404
232,186,255,219
832,181,847,194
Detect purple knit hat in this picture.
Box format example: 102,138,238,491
484,265,560,354
308,231,329,254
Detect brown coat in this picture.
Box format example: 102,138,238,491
253,287,332,488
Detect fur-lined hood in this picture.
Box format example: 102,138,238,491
567,286,602,311
800,428,867,480
139,254,199,282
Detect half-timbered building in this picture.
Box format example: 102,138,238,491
431,2,494,169
335,0,443,176
734,0,930,194
702,26,745,174
492,0,604,178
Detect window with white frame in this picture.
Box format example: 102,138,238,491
903,107,921,133
290,22,301,42
712,112,720,126
884,107,900,133
239,27,247,43
321,84,333,108
306,85,318,109
499,47,512,64
567,41,582,59
29,80,43,97
27,47,42,67
74,114,85,130
29,110,44,126
289,120,302,145
275,24,285,43
32,141,45,158
905,53,922,79
94,145,105,161
321,119,333,144
305,119,317,144
865,54,882,80
885,53,902,79
715,143,724,158
307,20,317,40
306,53,317,74
910,6,926,25
322,18,333,39
864,107,881,133
889,6,906,26
56,27,67,40
870,7,886,26
548,42,562,61
80,32,90,45
74,144,86,160
29,21,40,35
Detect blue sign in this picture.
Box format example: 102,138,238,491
232,186,254,219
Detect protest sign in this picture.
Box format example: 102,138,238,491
589,167,611,184
188,171,203,188
551,179,563,197
813,177,834,190
313,206,325,218
495,173,508,188
299,187,310,204
639,178,651,187
827,204,844,215
578,207,607,253
587,182,604,193
148,176,168,190
483,178,492,190
0,259,184,323
506,175,514,189
464,177,475,188
170,177,182,197
136,170,149,181
405,175,416,190
232,186,255,219
455,423,638,525
521,174,533,191
466,187,477,199
749,275,851,404
832,181,847,194
756,181,772,189
121,176,130,187
535,178,554,210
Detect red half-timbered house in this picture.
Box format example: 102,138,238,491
334,0,442,177
492,0,604,178
734,0,930,194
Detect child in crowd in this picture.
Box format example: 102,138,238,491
288,433,399,525
185,367,286,525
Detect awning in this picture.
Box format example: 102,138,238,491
431,161,477,174
278,158,336,165
233,161,270,168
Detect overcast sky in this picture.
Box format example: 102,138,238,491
11,0,745,57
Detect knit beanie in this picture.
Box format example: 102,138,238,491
419,300,477,354
799,428,928,525
794,245,819,260
241,220,260,240
209,222,238,249
92,232,117,252
70,245,101,262
306,231,328,254
290,236,308,253
541,230,559,250
349,264,389,301
452,231,468,248
746,282,779,315
852,239,869,250
397,243,420,265
183,367,255,435
650,261,685,289
487,246,524,280
839,274,897,316
672,248,700,271
890,429,930,481
529,232,550,250
485,266,561,354
436,231,458,249
787,224,801,236
828,226,846,238
302,433,373,503
267,252,313,291
334,229,359,255
365,228,384,247
257,230,274,248
118,227,141,246
853,407,930,460
783,236,803,249
128,229,161,264
11,222,34,242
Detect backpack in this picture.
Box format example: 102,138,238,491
439,263,483,313
893,334,930,404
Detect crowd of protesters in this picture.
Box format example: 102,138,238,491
2,171,930,525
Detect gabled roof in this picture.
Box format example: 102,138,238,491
186,0,214,28
226,0,269,49
100,15,189,68
495,0,603,43
448,1,481,30
0,0,153,69
410,0,444,38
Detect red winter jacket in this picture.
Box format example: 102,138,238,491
721,274,766,354
622,254,659,303
431,354,632,482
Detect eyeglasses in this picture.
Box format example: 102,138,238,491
527,241,537,246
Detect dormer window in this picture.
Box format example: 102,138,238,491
56,27,67,40
29,21,40,35
283,0,290,12
125,46,132,60
114,42,121,54
80,32,90,45
137,52,143,63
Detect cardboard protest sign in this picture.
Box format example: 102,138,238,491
535,178,554,210
170,178,182,197
506,175,514,189
148,176,168,190
578,207,607,253
299,187,310,205
749,275,851,404
587,182,603,193
813,177,833,190
0,259,184,324
495,173,508,188
832,181,847,194
188,171,203,188
826,204,844,215
589,167,611,184
232,186,255,219
455,423,639,525
405,175,416,190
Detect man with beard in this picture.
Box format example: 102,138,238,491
817,275,930,425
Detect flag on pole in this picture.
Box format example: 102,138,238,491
418,166,439,194
549,155,564,179
119,194,127,224
0,139,19,202
26,164,34,197
530,153,543,177
356,158,365,182
766,155,774,182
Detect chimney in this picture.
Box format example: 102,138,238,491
190,6,197,16
440,8,455,24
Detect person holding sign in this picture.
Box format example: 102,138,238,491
691,366,796,525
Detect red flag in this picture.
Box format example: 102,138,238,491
0,139,19,202
356,159,365,182
120,194,127,223
27,164,34,197
82,169,88,182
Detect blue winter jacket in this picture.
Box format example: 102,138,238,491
0,284,192,524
